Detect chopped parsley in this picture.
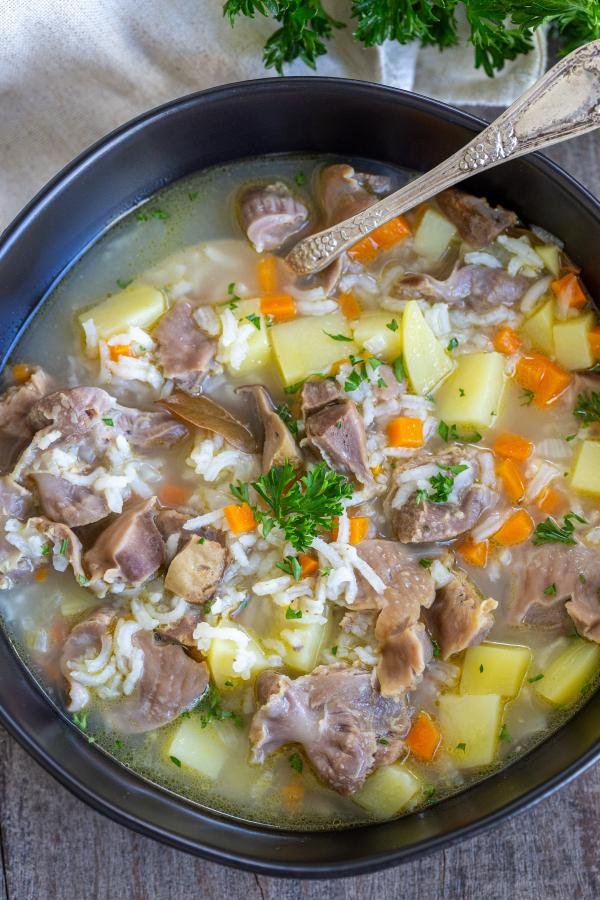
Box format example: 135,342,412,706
275,402,299,439
528,673,544,683
431,639,441,659
285,605,303,620
195,684,243,729
459,388,466,397
77,575,89,586
543,583,557,595
231,460,353,552
393,354,406,382
324,330,353,342
574,390,600,424
288,751,303,773
283,379,305,395
188,190,199,201
376,737,389,745
520,388,535,406
438,420,482,444
246,312,261,330
136,207,170,222
419,557,433,569
102,417,114,426
277,555,302,580
40,543,50,556
72,711,88,730
344,355,384,393
532,511,586,546
330,645,338,656
227,281,240,309
170,755,182,767
224,680,234,687
420,464,469,504
116,278,132,290
499,724,511,742
386,318,399,332
479,664,484,673
59,538,68,556
447,336,459,351
579,573,587,584
294,171,306,186
424,784,437,802
566,433,577,442
321,566,332,576
456,742,467,752
114,738,123,749
197,537,205,544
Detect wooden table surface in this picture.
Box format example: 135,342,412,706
1,106,599,900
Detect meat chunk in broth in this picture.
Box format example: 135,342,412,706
423,565,497,659
391,265,529,310
0,366,55,446
250,664,411,795
386,445,495,543
318,164,390,225
153,298,216,395
238,384,302,472
239,183,309,252
84,497,164,590
164,536,227,604
436,188,518,248
32,472,109,528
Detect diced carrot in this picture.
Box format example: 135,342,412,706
387,416,424,449
493,432,533,462
331,516,370,545
492,509,534,546
406,711,441,762
515,354,572,407
338,290,361,320
496,458,526,503
223,502,257,534
159,484,191,507
281,781,304,806
330,357,350,376
552,272,586,309
369,215,411,250
298,553,319,578
457,537,489,568
347,235,380,265
109,343,134,362
34,567,48,582
257,256,278,294
588,326,600,360
260,293,296,322
493,326,522,355
12,363,31,383
536,486,566,515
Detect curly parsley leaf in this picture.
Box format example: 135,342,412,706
574,390,600,424
195,684,243,729
532,511,586,546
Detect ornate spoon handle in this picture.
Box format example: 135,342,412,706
286,40,600,276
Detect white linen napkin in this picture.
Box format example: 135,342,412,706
0,0,547,229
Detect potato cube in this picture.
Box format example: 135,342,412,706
207,628,271,690
553,312,595,371
79,283,166,341
435,352,505,429
571,440,600,497
353,765,421,818
224,299,271,376
460,642,532,698
537,244,560,276
402,300,454,395
164,537,226,605
167,719,226,779
280,616,331,674
437,693,504,768
521,298,555,356
413,208,457,260
270,312,357,386
535,638,600,706
352,312,402,362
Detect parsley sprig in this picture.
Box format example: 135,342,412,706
532,511,586,546
231,460,353,552
224,1,600,78
574,390,600,424
192,684,243,728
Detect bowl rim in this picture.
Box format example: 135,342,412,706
1,75,599,878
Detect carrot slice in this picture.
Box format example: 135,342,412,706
12,363,31,383
281,782,304,806
332,516,370,545
536,486,566,515
223,502,257,534
588,326,600,361
406,711,441,762
338,291,361,320
387,416,424,449
515,354,571,407
493,432,533,462
34,567,48,582
552,272,586,309
457,537,489,568
159,484,191,507
109,343,134,362
257,256,278,294
347,235,379,265
369,215,411,250
492,509,534,546
493,326,522,355
298,553,319,578
496,458,526,503
260,293,296,322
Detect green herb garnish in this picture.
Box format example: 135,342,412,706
170,755,182,767
386,318,399,332
72,711,88,730
544,582,557,595
40,544,50,556
294,171,306,185
283,379,305,395
331,645,338,656
419,558,433,569
528,673,544,683
116,278,133,290
188,190,199,201
59,538,68,556
431,639,441,659
285,605,303,619
499,724,511,742
275,402,300,439
277,555,302,580
195,684,243,729
447,336,458,351
324,331,353,342
102,417,114,426
246,312,261,330
456,742,467,752
574,390,600,424
288,751,303,773
438,420,482,443
533,512,586,546
520,388,535,406
393,354,406,382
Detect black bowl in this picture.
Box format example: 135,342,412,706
1,78,599,878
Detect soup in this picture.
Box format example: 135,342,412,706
1,155,600,829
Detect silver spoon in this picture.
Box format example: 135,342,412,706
286,40,600,276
